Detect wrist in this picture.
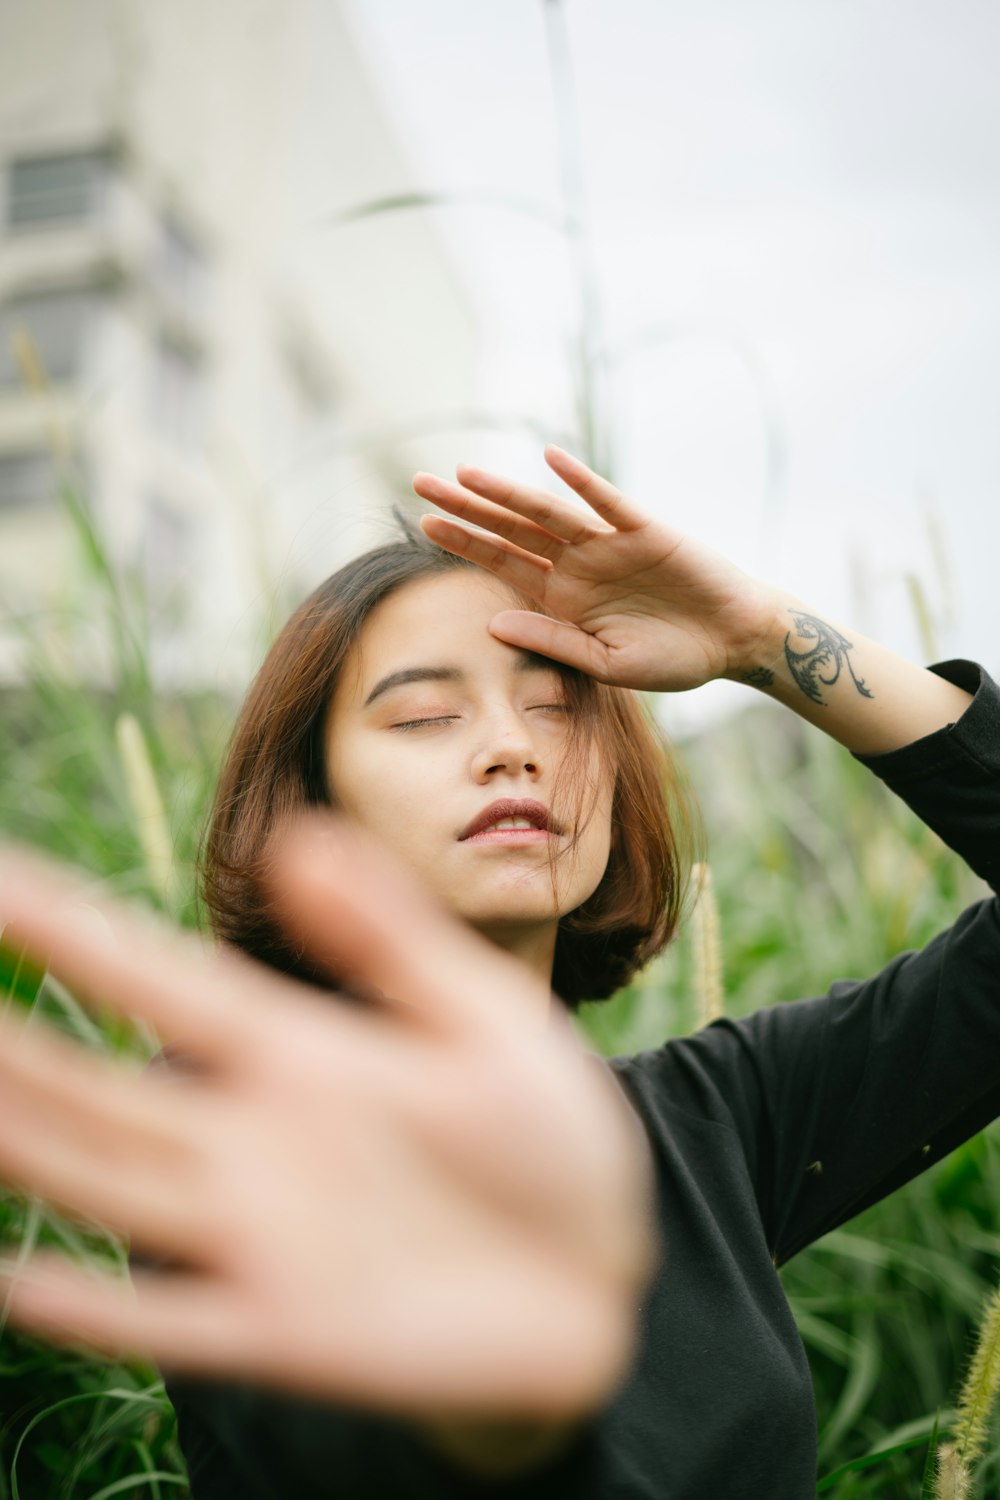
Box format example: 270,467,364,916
411,1253,651,1479
721,590,799,687
719,597,975,752
412,1268,646,1477
415,1413,584,1479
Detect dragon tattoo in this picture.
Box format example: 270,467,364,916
783,612,874,707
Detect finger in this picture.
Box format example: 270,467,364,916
417,516,553,599
0,1009,175,1153
3,1250,629,1417
0,1023,204,1253
488,610,613,680
0,1115,199,1256
543,447,648,531
265,816,550,1044
412,474,566,561
0,849,235,1059
417,467,601,547
0,849,368,1069
1,1257,248,1375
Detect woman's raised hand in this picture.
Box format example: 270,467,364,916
0,820,656,1424
413,446,781,693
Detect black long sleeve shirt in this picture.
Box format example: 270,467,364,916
167,659,1000,1498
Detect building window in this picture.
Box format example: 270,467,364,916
150,333,206,450
4,148,114,229
0,451,56,513
0,285,107,386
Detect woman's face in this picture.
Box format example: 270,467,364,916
325,569,614,967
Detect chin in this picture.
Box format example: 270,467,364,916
462,901,560,931
454,889,560,932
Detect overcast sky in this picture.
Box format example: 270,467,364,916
343,0,1000,725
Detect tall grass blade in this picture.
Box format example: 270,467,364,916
690,862,725,1027
905,572,940,665
951,1283,1000,1472
115,714,178,911
921,1411,942,1500
86,1475,188,1499
541,0,607,470
815,1429,943,1492
0,935,45,1010
320,188,578,235
8,1389,174,1500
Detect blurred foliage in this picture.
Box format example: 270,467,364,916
1,470,998,1496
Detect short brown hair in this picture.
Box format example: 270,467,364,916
201,522,696,1008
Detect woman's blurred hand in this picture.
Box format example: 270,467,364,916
0,818,656,1425
413,446,782,693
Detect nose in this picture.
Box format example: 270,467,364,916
471,709,541,783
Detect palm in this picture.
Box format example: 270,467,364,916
0,823,654,1421
413,447,777,692
223,1008,645,1414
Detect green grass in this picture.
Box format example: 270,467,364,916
2,486,998,1496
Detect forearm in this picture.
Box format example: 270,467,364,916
728,592,974,755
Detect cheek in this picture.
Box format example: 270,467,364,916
329,737,439,845
326,736,384,827
583,816,614,887
564,782,615,900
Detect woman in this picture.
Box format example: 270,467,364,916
0,446,996,1498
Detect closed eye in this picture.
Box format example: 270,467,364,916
391,705,568,731
390,716,460,732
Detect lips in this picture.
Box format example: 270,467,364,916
458,798,560,841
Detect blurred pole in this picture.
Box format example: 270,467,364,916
541,0,612,476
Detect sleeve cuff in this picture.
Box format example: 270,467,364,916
853,660,1000,782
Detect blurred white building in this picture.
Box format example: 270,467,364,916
0,0,479,684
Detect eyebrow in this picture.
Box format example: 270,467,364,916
363,651,558,708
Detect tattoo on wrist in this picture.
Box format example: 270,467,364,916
783,612,874,707
741,667,775,689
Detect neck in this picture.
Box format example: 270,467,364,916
476,920,558,1025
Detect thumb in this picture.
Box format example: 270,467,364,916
489,610,611,680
